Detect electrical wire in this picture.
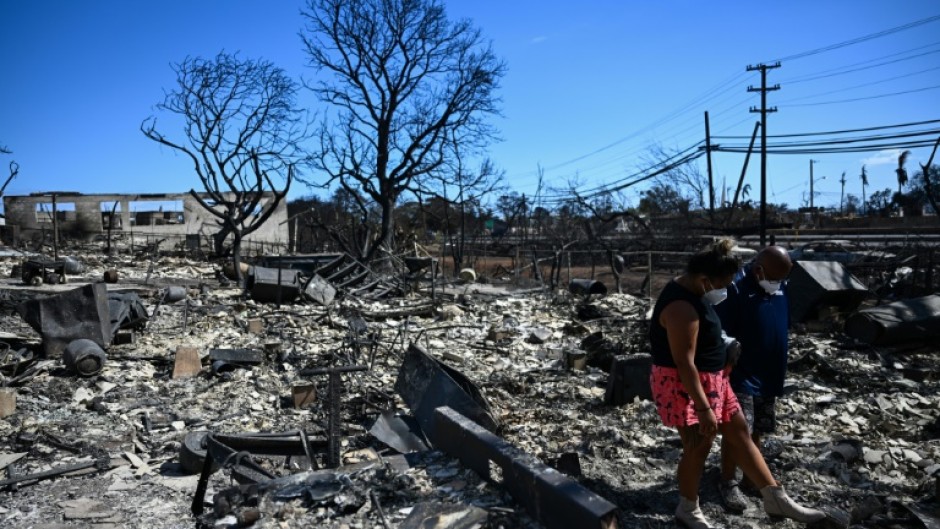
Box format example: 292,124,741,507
713,118,940,139
769,13,940,62
776,65,940,104
504,15,940,200
781,44,940,84
780,84,940,107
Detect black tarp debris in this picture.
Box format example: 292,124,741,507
844,294,940,346
16,283,111,357
788,261,869,322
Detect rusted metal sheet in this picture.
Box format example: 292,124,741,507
788,260,869,322
368,410,430,454
432,406,619,529
303,274,336,306
248,266,301,303
844,294,940,346
395,343,498,440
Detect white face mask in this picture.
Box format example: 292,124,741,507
758,279,782,295
702,282,728,305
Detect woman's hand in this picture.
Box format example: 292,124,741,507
696,407,718,436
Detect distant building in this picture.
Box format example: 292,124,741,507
1,191,288,250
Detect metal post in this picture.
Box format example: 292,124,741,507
52,193,59,261
566,252,571,284
327,370,341,468
705,111,715,216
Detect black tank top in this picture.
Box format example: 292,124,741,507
649,279,726,372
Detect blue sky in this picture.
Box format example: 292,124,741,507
2,1,939,214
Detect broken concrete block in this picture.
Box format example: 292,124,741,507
292,385,316,409
605,354,653,405
59,498,115,520
436,304,464,321
0,388,15,418
564,349,587,371
399,501,489,529
527,327,553,344
172,346,202,379
247,318,264,334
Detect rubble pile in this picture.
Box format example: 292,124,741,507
0,252,938,529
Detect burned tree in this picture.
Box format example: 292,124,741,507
0,145,17,204
299,0,505,262
423,134,504,275
142,52,307,281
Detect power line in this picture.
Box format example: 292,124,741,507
770,13,940,62
776,65,940,104
713,118,940,139
714,139,938,155
780,84,940,107
506,15,940,199
780,43,940,84
538,142,705,200
541,150,707,204
534,72,747,174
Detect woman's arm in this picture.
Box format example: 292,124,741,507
660,300,718,434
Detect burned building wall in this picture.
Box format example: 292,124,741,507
2,192,288,250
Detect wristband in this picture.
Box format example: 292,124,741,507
695,406,711,413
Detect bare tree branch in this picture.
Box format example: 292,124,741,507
299,0,505,261
141,52,309,280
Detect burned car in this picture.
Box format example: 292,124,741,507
788,240,896,265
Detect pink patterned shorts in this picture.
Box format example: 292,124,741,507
649,365,740,428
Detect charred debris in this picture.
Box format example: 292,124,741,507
0,237,939,529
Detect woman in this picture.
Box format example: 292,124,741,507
649,239,824,528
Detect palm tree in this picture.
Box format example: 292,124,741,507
896,150,911,194
860,165,868,215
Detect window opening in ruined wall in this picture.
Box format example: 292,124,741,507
34,202,76,223
101,201,123,230
128,200,185,227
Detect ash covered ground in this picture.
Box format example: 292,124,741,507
1,253,939,529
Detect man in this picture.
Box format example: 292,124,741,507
715,245,794,513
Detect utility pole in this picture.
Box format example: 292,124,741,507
704,111,715,217
747,62,780,247
52,193,59,261
809,159,816,212
839,171,847,216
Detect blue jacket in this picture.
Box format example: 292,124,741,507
715,263,789,397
